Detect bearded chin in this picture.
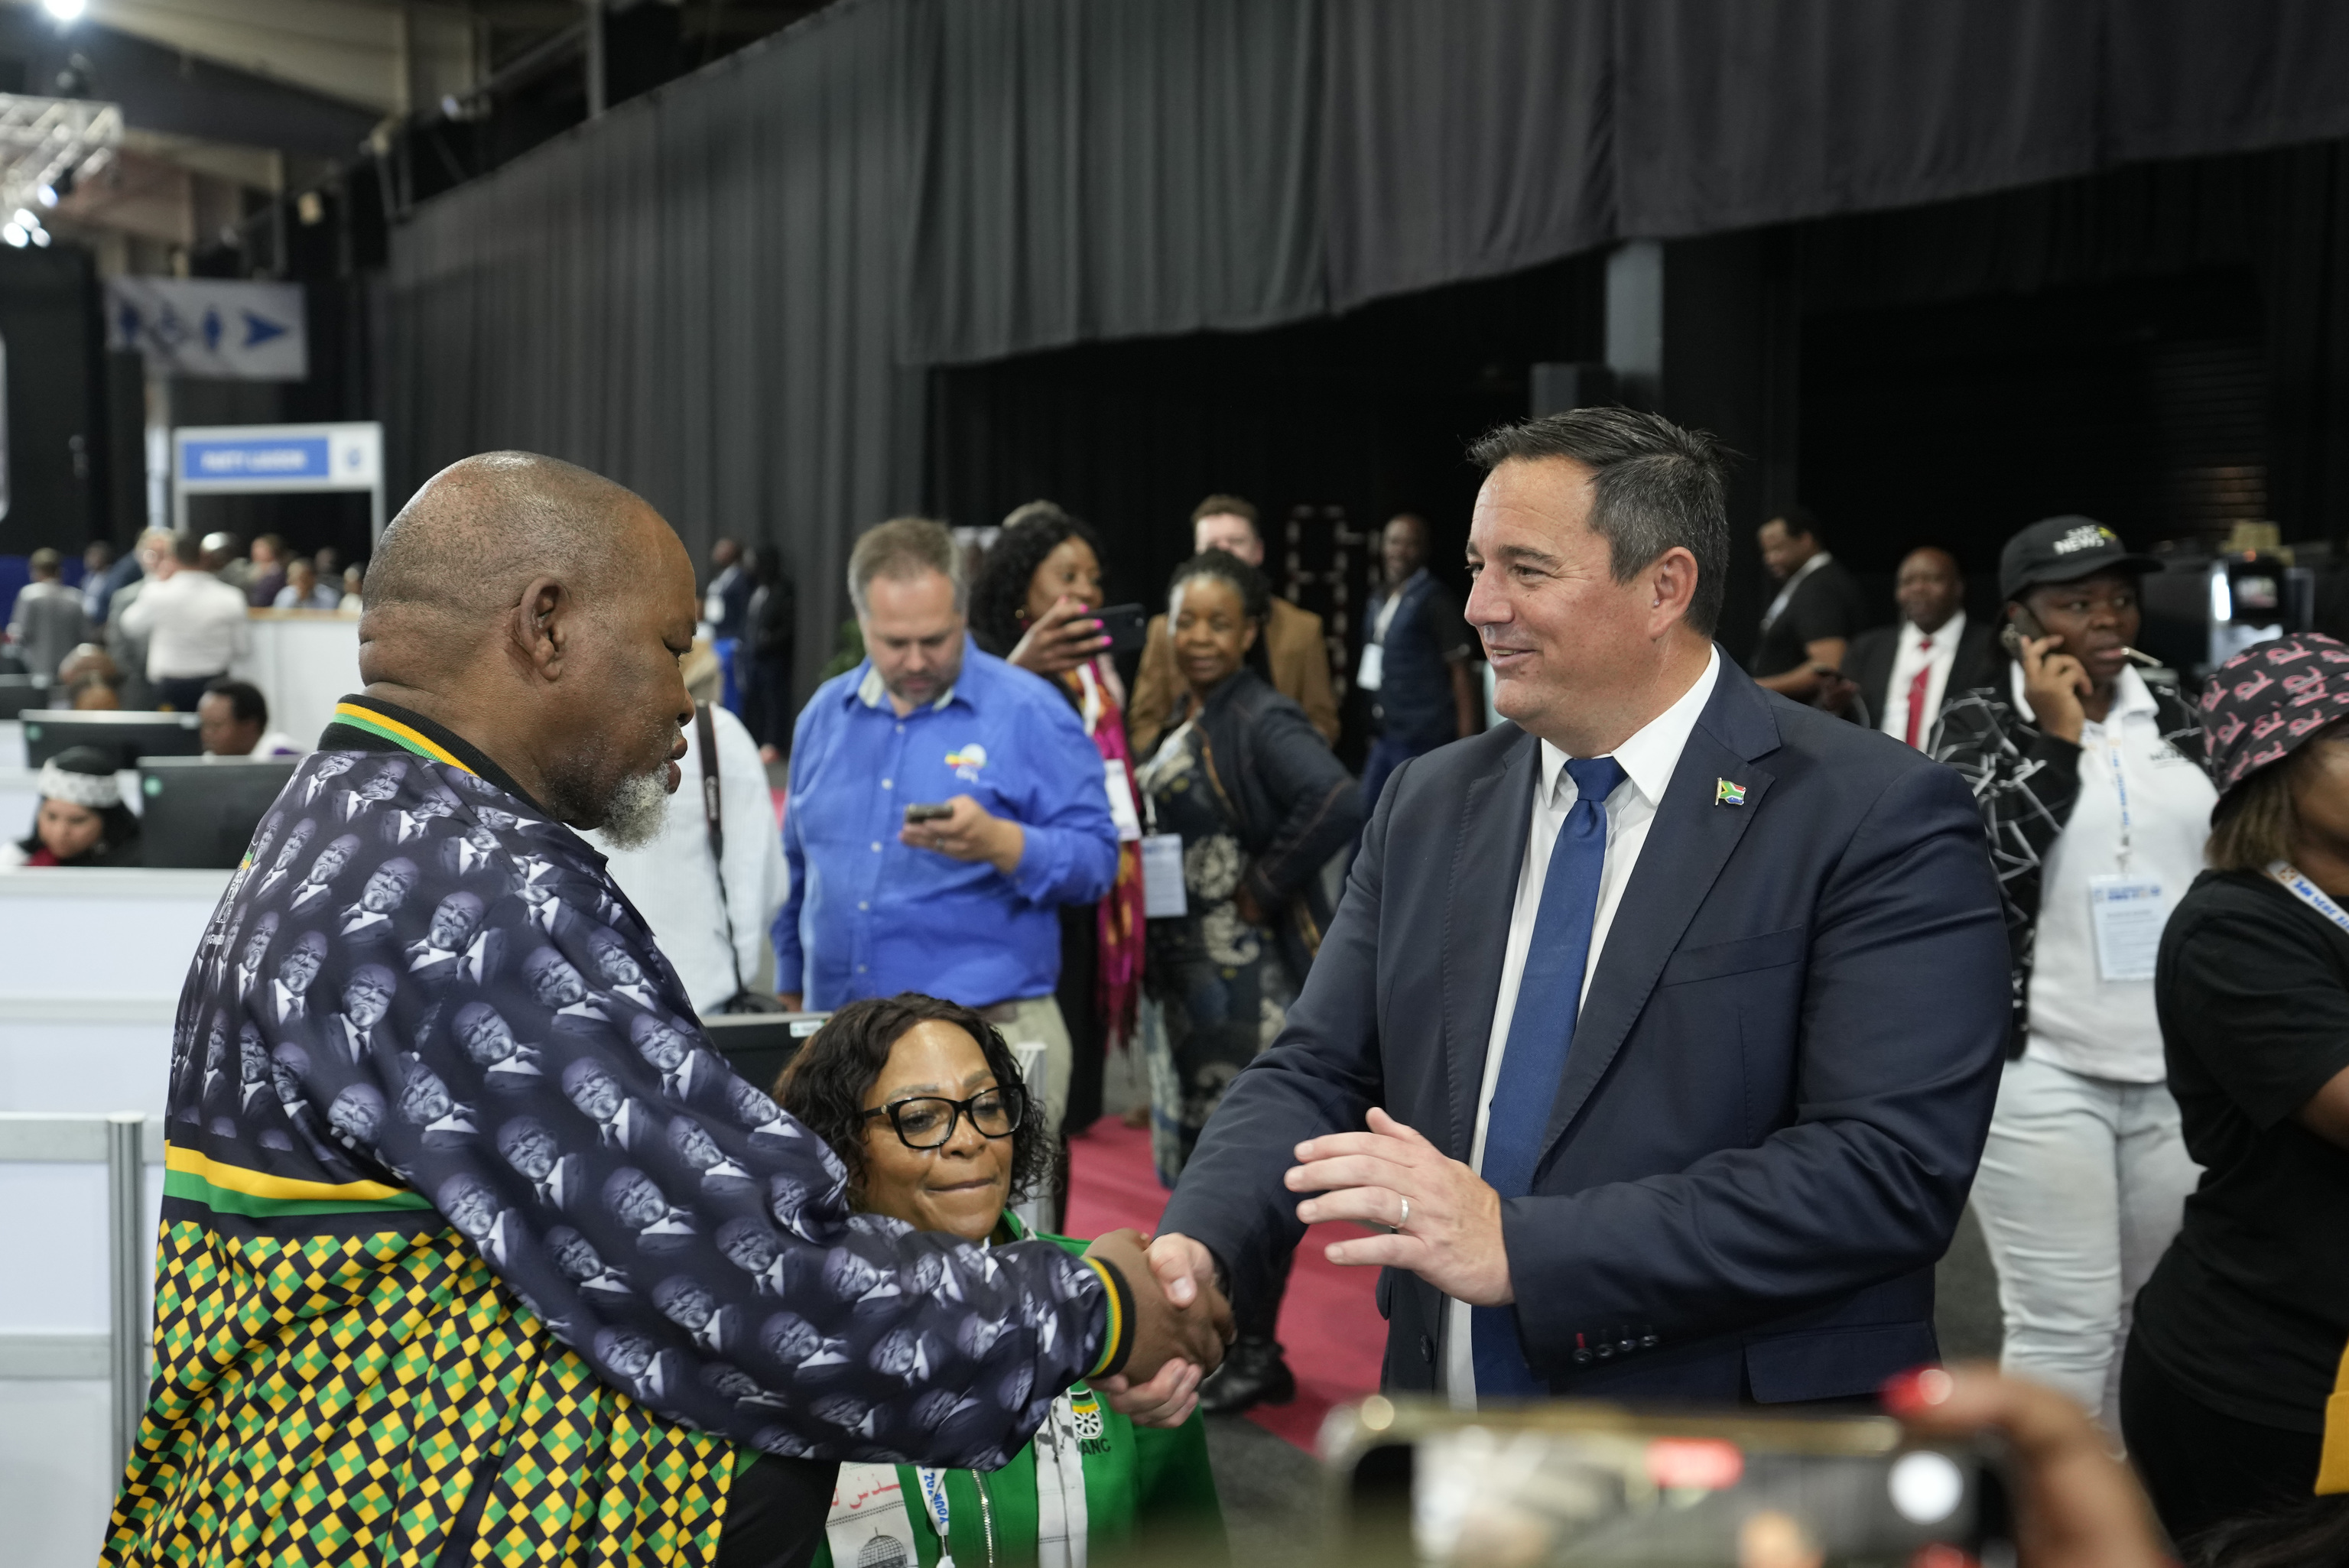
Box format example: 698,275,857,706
595,768,672,850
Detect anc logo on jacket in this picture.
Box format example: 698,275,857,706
1069,1386,1110,1453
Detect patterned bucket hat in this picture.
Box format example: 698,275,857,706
2199,631,2349,794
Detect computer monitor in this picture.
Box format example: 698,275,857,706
136,757,301,869
700,1011,830,1092
0,676,49,719
23,710,203,770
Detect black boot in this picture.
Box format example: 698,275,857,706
1197,1334,1295,1414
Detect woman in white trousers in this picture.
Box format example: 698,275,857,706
1932,517,2212,1435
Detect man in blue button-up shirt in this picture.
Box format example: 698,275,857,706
777,518,1119,1137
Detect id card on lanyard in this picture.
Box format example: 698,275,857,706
1134,731,1187,918
2088,735,2166,982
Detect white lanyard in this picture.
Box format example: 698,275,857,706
2269,862,2349,933
1759,550,1829,632
1075,662,1103,737
2105,735,2134,868
914,1467,957,1568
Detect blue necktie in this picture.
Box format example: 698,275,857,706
1470,754,1626,1399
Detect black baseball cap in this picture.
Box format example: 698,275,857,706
1998,515,2162,602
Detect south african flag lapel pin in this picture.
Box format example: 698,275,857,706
1715,778,1747,807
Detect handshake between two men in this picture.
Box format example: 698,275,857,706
1082,1225,1240,1421
1098,1109,1488,1425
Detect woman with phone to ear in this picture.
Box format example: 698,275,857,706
1932,515,2214,1442
971,503,1149,1151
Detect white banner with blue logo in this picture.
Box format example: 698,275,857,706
106,277,307,381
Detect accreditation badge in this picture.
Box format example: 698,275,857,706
2087,875,2167,982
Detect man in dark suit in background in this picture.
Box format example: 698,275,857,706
1839,547,1999,748
1750,506,1871,703
1104,407,2009,1417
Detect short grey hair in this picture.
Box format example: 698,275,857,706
1468,407,1730,637
847,516,965,616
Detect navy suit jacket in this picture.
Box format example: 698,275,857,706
1157,654,2009,1404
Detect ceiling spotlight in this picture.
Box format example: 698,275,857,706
13,209,37,229
4,223,28,248
30,226,50,246
43,0,86,21
35,183,57,208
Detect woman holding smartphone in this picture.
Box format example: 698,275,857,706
1932,515,2213,1437
971,503,1150,1148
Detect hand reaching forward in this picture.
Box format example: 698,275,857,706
1084,1228,1231,1423
1288,1107,1512,1306
1094,1231,1223,1427
1887,1364,2169,1568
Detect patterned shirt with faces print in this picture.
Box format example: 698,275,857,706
106,697,1132,1568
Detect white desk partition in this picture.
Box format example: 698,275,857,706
0,768,33,838
0,869,216,1563
0,719,24,770
0,868,229,1120
0,1112,164,1568
233,611,357,751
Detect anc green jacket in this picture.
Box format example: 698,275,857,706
810,1217,1225,1567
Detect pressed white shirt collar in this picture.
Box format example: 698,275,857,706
1902,609,1966,651
1536,645,1722,808
2007,658,2153,727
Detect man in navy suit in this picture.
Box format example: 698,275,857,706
1106,407,2008,1417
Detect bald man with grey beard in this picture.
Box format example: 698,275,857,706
109,453,1229,1568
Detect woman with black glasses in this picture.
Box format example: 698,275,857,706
774,994,1224,1568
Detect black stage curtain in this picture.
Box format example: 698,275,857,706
897,0,1326,365
388,0,2349,688
387,1,924,706
1319,0,1613,310
1321,0,2349,310
1796,142,2349,550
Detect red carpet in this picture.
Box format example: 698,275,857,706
1065,1118,1386,1451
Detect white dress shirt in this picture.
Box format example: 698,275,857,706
1444,647,1722,1406
590,703,788,1013
2014,663,2215,1083
1877,610,1967,748
119,570,252,679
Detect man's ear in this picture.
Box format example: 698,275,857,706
509,575,569,680
1647,547,1700,633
